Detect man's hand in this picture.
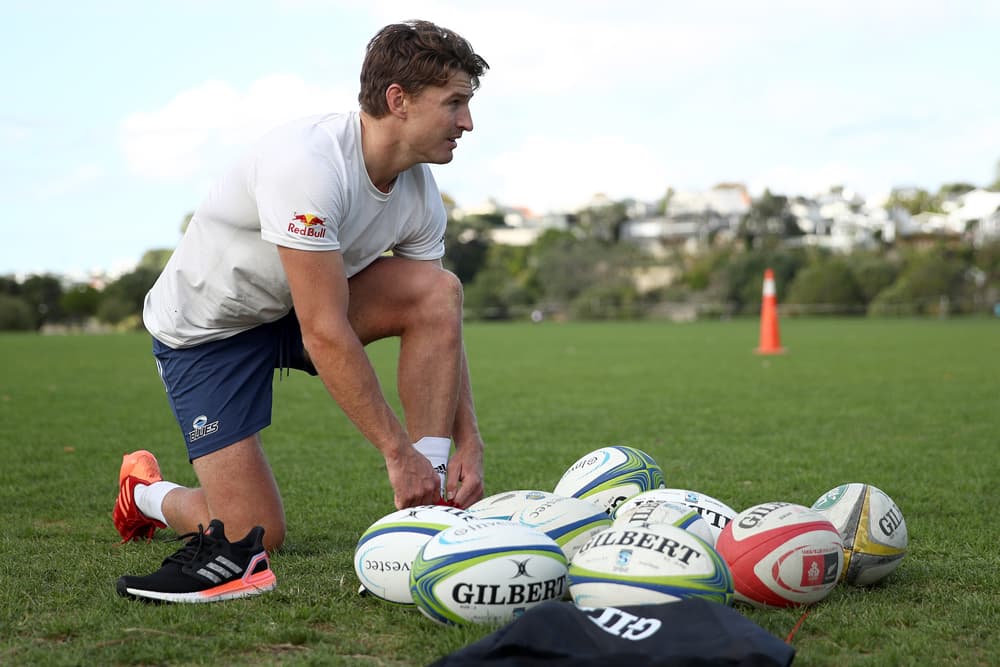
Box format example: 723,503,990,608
385,445,442,509
445,438,485,508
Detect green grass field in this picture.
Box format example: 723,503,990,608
1,319,998,666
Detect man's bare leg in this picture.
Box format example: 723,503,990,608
161,433,287,551
347,257,464,440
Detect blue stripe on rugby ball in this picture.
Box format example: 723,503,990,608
356,523,446,546
410,545,567,625
568,570,733,606
562,446,665,497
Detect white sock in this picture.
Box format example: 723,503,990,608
134,480,182,526
413,436,451,498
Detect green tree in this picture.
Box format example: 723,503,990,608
869,246,969,316
532,236,645,318
139,249,173,272
738,189,801,250
96,296,134,325
683,247,733,291
937,182,977,199
19,274,64,328
885,187,940,215
786,259,865,314
722,248,807,314
575,199,629,243
443,217,491,285
845,252,901,304
974,239,1000,283
462,244,537,320
0,275,20,297
570,280,641,320
0,294,34,330
656,187,675,216
97,267,159,326
60,284,100,323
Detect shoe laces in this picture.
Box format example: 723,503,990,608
163,524,221,567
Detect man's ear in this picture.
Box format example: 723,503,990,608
385,83,407,118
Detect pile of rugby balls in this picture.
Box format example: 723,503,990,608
354,444,908,623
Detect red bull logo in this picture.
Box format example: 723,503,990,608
289,212,327,238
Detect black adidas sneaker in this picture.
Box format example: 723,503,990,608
116,519,276,603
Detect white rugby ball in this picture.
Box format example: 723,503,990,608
568,523,733,607
354,505,474,604
466,489,558,520
615,488,737,545
410,519,569,625
511,494,612,560
811,483,907,586
613,501,714,546
553,446,666,515
715,502,843,608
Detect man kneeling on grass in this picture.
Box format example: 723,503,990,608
113,19,488,603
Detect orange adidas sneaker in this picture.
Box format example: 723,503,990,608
113,450,167,543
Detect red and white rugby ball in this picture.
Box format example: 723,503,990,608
715,502,844,608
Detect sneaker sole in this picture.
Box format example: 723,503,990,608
117,570,277,603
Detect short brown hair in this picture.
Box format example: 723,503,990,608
358,20,489,117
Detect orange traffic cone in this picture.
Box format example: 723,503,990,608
754,268,785,355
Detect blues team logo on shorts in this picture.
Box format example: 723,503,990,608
188,414,220,442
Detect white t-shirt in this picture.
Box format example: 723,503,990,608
143,112,447,348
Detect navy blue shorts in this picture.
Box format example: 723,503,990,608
152,310,317,461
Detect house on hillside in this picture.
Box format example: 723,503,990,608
949,189,1000,245
786,189,886,252
620,185,751,255
454,198,575,247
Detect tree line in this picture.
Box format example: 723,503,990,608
448,215,1000,320
3,191,1000,332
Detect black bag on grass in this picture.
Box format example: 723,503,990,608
429,598,794,667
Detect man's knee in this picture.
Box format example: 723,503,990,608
422,267,464,320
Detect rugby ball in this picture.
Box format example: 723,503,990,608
511,494,613,560
614,488,737,545
716,502,844,608
466,489,558,520
410,519,569,625
613,501,714,546
354,505,474,604
568,524,733,607
811,483,907,586
553,446,666,515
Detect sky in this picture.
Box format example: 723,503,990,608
2,0,999,279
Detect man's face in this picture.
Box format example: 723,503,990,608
403,70,475,164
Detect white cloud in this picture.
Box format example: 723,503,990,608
358,2,750,97
487,135,672,212
119,75,355,181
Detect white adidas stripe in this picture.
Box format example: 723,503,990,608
196,555,244,583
